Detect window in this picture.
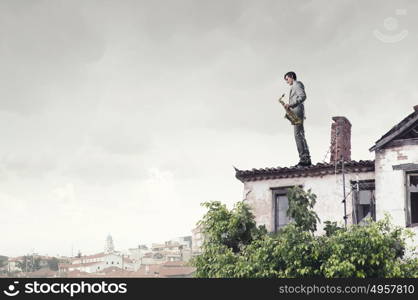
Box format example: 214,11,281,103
351,180,375,224
407,173,418,227
272,187,294,232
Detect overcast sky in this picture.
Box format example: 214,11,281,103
1,0,417,257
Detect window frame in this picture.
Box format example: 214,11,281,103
406,172,418,227
271,185,301,232
351,179,376,224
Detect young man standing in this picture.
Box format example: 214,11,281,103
284,71,312,166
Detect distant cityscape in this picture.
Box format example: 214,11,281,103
0,226,203,278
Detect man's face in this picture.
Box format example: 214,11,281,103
285,75,294,85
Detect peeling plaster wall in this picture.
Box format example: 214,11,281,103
242,171,375,233
375,144,418,238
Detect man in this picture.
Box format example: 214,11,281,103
284,71,312,166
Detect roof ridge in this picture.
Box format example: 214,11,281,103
235,160,375,182
370,108,418,151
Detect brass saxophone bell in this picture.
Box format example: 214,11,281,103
277,93,302,125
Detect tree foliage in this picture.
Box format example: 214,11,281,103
286,188,320,232
0,255,8,268
17,256,42,272
192,201,266,278
47,257,59,271
191,186,418,278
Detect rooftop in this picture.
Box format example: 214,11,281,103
59,261,100,268
235,160,375,182
370,105,418,151
72,252,106,261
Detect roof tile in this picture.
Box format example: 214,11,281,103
235,160,375,182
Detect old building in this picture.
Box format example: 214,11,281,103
104,234,115,254
128,244,149,262
7,257,23,273
58,235,137,274
148,240,191,263
371,106,418,231
191,224,204,255
235,106,418,240
58,252,135,274
133,261,195,278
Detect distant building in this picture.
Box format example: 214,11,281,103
21,268,59,278
7,257,23,273
134,261,195,278
152,241,191,263
59,235,137,274
128,245,148,262
6,254,54,274
60,261,195,278
104,234,115,254
59,252,135,274
169,236,192,249
191,224,204,255
138,236,193,265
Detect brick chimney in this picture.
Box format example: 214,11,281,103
330,116,351,163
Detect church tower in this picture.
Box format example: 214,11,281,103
105,234,115,253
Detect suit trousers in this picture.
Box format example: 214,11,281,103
293,122,311,163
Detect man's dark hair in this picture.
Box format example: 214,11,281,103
284,71,297,80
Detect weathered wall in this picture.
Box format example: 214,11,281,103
375,144,418,238
242,171,375,233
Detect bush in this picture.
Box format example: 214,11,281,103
191,187,418,278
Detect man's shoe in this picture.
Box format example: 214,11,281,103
292,160,312,168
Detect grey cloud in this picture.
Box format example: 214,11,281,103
0,153,57,178
85,109,152,156
0,0,105,114
61,145,149,186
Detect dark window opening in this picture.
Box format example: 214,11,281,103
275,194,290,230
411,193,418,224
351,180,375,224
408,174,418,226
272,186,298,232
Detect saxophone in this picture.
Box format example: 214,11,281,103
278,93,302,125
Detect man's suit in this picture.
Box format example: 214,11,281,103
289,81,311,165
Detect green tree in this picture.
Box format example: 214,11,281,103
191,186,418,278
0,255,8,268
47,257,59,271
286,187,320,232
192,201,266,278
320,216,414,278
17,256,41,272
0,255,8,274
